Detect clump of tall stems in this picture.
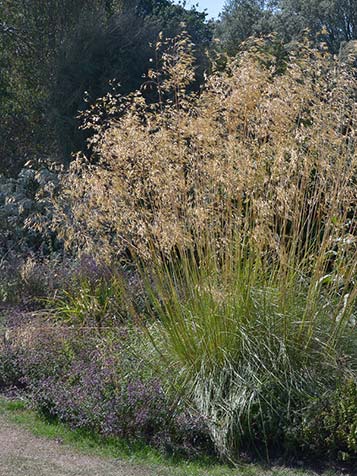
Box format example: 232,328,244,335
54,34,357,460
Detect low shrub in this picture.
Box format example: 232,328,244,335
288,379,357,462
0,166,59,256
0,345,25,390
0,254,68,305
33,360,211,457
0,324,213,458
0,325,73,391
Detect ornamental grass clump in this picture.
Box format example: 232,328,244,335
53,34,357,461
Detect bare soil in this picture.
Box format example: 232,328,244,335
0,414,159,476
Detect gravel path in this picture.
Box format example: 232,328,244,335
0,414,159,476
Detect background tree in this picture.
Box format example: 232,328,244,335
0,0,114,173
0,0,213,172
52,1,213,157
215,0,357,55
274,0,357,53
215,0,275,55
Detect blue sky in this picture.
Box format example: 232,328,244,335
181,0,226,19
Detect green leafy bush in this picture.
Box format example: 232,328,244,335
289,380,357,462
0,166,59,256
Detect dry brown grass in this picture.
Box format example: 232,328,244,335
53,35,356,270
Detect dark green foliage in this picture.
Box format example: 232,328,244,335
0,0,213,169
52,2,213,157
289,380,357,462
0,0,112,173
51,11,157,157
136,0,213,45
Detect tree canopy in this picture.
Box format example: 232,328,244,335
216,0,357,55
1,0,356,174
0,0,213,172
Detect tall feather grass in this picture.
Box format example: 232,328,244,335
52,34,357,460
